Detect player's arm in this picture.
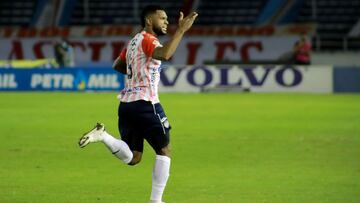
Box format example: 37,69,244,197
153,12,198,61
112,48,127,74
113,57,127,74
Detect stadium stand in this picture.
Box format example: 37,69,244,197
68,0,267,26
69,0,183,25
0,0,359,51
195,0,266,25
295,0,360,50
0,0,38,26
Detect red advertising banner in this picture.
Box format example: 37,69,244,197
0,36,299,65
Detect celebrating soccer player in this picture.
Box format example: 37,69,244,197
79,5,198,203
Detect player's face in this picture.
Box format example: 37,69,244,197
151,10,168,36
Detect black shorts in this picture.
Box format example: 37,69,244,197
118,100,171,153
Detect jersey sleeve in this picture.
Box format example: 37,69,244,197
142,34,162,57
119,48,127,61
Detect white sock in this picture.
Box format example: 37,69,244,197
102,131,133,164
150,155,171,202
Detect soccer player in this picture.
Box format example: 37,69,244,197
78,5,198,203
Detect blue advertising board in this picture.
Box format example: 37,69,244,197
1,66,360,93
0,68,124,91
333,67,360,93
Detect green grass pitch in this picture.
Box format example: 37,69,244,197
0,92,359,203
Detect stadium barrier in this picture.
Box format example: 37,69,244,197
334,67,360,92
0,68,124,91
160,65,332,93
0,65,359,93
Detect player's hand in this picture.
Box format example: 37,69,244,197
178,11,198,33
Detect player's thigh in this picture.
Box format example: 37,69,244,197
118,102,144,152
121,129,144,152
144,103,171,154
146,131,170,155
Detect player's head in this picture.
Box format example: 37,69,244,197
141,5,168,36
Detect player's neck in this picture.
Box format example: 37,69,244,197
143,27,157,37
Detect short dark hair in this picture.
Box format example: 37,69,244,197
140,5,165,28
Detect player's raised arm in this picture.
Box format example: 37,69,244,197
152,12,198,61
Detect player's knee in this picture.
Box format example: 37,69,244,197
156,145,171,157
129,156,141,165
128,152,142,166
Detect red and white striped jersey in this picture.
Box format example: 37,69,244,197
117,31,162,104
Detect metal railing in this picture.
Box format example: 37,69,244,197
313,35,360,51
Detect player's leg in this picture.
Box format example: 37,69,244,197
119,126,144,166
149,144,171,203
102,129,133,164
79,102,144,165
128,151,142,165
145,103,171,203
103,129,143,165
78,122,133,164
118,101,144,165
